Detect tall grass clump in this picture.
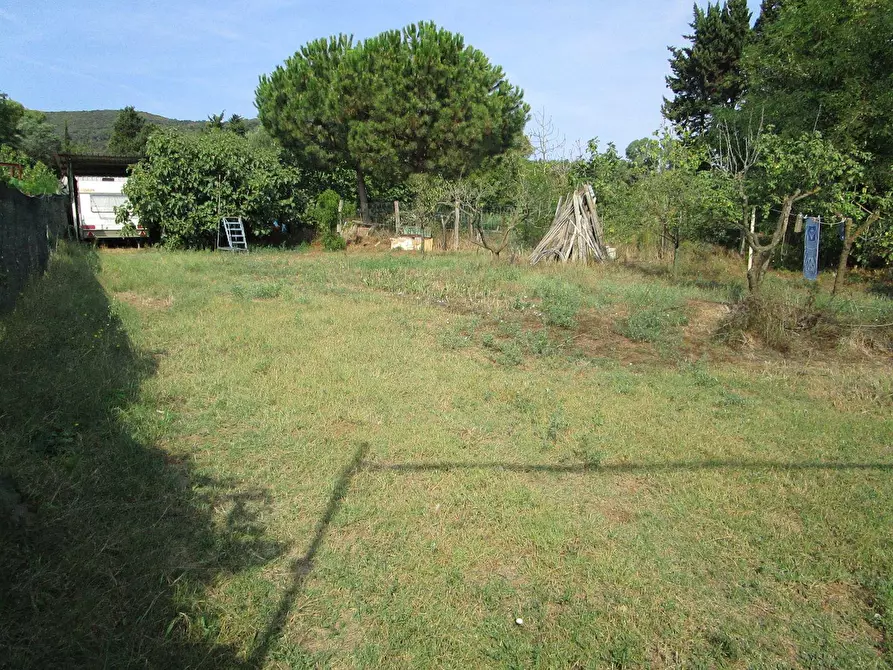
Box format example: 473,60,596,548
720,281,893,353
616,285,689,344
534,278,583,328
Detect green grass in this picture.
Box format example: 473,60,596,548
2,244,892,668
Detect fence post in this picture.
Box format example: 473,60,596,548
394,200,400,235
453,198,460,251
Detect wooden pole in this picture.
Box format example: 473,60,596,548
394,200,400,235
453,198,460,251
747,207,755,271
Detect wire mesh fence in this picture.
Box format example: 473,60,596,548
0,185,69,312
361,200,524,235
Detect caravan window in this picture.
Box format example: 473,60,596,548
90,194,128,219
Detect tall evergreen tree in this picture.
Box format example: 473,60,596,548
663,0,752,136
753,0,784,37
108,106,151,155
206,111,225,131
257,23,528,224
61,121,73,153
227,114,247,136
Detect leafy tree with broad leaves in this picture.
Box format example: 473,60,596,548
16,110,61,164
257,23,528,224
627,129,737,260
0,93,24,147
575,139,636,241
663,0,752,136
108,106,152,155
121,129,306,248
624,137,661,171
713,126,860,291
743,0,893,262
0,145,58,195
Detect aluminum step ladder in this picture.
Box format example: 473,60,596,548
217,216,249,252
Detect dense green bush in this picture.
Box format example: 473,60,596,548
122,130,306,248
0,145,58,196
307,189,345,251
321,233,346,251
308,189,340,233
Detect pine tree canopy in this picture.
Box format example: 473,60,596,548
108,106,151,155
662,0,752,136
256,23,528,222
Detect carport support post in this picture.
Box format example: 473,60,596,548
69,160,82,241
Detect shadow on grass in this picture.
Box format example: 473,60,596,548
248,441,369,668
245,443,890,665
365,459,893,475
867,278,893,299
623,260,746,302
0,244,282,669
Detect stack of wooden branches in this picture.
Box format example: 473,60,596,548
530,184,608,265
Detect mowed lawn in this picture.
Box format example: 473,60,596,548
2,244,892,668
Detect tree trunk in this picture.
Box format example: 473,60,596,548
737,187,750,256
744,191,813,293
356,169,370,226
747,250,772,292
658,221,667,260
832,213,878,296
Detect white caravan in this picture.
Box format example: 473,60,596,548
73,176,146,240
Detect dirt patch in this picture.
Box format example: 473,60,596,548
114,291,173,309
573,310,664,366
686,300,731,338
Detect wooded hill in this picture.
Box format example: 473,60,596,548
40,110,259,153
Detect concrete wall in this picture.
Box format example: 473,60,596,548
0,184,69,313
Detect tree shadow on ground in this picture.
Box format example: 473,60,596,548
622,260,746,302
867,278,893,299
0,244,282,669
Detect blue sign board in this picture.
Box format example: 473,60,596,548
803,217,820,281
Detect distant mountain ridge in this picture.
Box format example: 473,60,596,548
41,110,260,153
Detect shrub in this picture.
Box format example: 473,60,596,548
616,285,689,344
309,189,340,234
123,130,306,248
309,190,345,252
321,232,346,251
0,145,58,196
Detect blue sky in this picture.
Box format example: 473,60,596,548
0,0,761,153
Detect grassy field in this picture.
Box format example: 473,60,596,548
1,243,891,668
